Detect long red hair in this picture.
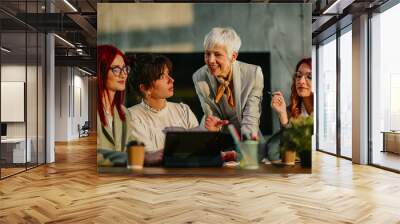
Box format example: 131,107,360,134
289,58,313,119
97,45,128,127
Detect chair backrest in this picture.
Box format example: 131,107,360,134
82,121,90,129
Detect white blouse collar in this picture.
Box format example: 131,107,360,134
141,100,168,114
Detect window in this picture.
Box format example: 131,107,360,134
371,3,400,171
0,1,47,179
317,35,337,154
339,28,352,158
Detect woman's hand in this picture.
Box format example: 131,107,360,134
221,150,237,162
271,91,286,114
205,115,229,132
271,91,289,126
144,150,163,166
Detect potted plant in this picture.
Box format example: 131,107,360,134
280,116,313,167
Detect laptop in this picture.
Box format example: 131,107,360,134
163,131,235,168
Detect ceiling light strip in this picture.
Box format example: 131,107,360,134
78,67,93,76
323,0,342,14
1,47,11,53
63,0,78,12
54,34,75,48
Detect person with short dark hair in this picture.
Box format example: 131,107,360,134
128,54,224,166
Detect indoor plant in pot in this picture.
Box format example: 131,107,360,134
280,116,313,167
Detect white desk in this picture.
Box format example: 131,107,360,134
1,138,31,163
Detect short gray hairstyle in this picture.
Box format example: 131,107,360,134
203,27,242,58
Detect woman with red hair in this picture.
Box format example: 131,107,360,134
265,58,313,163
271,58,313,126
97,45,135,157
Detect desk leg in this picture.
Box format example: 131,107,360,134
382,133,386,153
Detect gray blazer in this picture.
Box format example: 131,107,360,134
192,60,264,134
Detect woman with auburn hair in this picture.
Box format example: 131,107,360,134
271,58,313,126
266,58,313,162
97,45,135,157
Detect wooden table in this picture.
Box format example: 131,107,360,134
98,163,311,177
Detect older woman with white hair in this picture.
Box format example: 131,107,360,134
192,27,264,136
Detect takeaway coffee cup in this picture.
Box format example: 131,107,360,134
126,141,145,170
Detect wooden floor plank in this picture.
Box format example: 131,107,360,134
0,134,399,223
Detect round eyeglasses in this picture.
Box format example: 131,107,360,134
294,71,312,81
110,65,131,76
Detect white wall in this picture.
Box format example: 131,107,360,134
1,65,33,138
1,65,26,81
55,67,69,141
54,67,89,141
71,72,89,139
1,64,45,164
